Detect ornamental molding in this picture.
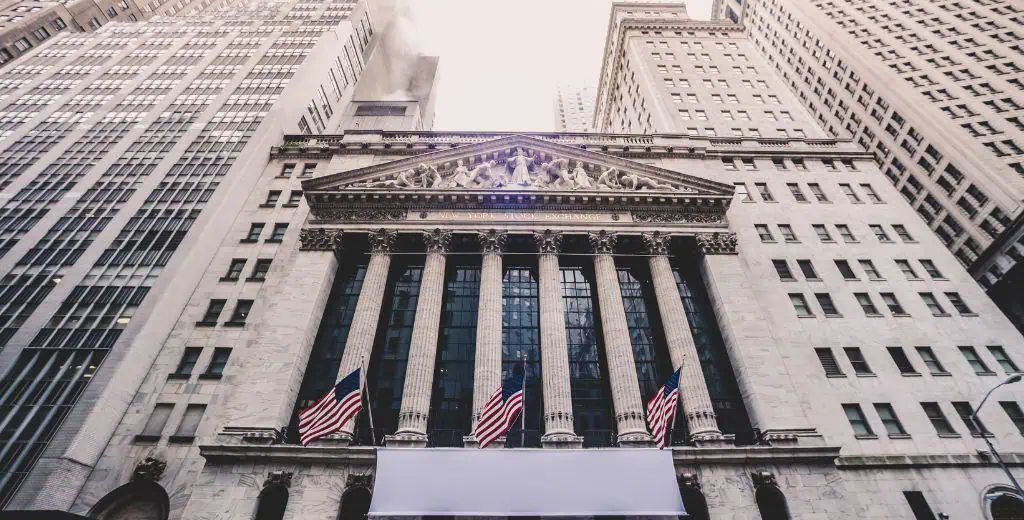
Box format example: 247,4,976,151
132,457,166,482
631,211,724,224
477,229,508,254
346,473,374,491
534,230,563,254
588,230,618,255
310,208,407,222
264,471,293,489
751,470,778,489
642,231,671,256
678,473,701,491
695,232,738,256
368,229,398,254
298,228,343,253
422,228,452,254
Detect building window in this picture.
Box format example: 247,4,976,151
171,404,205,442
755,224,774,242
815,293,840,316
915,347,948,375
250,259,272,281
988,346,1020,373
895,260,919,279
919,293,947,316
797,260,818,280
137,403,173,440
959,346,994,374
880,293,906,314
921,402,956,435
205,348,232,377
888,347,918,374
300,163,318,177
280,163,296,177
808,183,828,202
874,403,908,436
244,223,265,242
835,260,857,280
812,224,833,242
1000,402,1024,435
952,401,985,436
844,348,873,375
861,184,883,203
224,259,246,280
773,259,794,280
755,183,775,202
173,347,202,377
788,183,807,202
778,224,798,242
904,491,937,520
815,348,844,377
199,300,226,325
735,183,752,202
227,300,254,325
263,191,281,206
12,38,32,52
789,294,813,317
870,224,893,242
286,191,303,206
858,260,882,279
836,224,857,243
944,292,973,314
854,293,880,315
31,27,49,41
920,260,943,279
269,223,288,242
843,403,874,437
893,224,915,242
840,184,862,203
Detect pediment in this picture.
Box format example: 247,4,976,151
302,135,734,197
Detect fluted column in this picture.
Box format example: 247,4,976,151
390,229,452,448
336,228,397,439
643,232,723,442
467,230,507,447
589,231,653,446
534,230,582,448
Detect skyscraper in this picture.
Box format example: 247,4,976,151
721,0,1024,332
553,82,596,132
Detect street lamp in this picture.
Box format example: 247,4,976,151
972,373,1024,500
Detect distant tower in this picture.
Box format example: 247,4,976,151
553,83,597,133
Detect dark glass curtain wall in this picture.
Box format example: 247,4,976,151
502,264,542,447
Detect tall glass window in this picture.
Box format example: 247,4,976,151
427,262,480,447
502,265,542,447
288,259,367,442
615,261,672,428
673,259,753,444
561,265,615,447
362,261,423,443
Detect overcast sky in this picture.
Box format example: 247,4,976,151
405,0,714,132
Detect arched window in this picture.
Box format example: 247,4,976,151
89,481,169,520
254,485,289,520
680,488,710,520
755,486,790,520
991,493,1024,520
337,486,372,520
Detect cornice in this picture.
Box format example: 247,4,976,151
670,444,841,464
199,444,377,464
836,452,1024,469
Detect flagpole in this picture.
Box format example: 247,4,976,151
361,355,378,447
521,351,527,448
666,367,681,449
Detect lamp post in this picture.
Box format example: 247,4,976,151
972,373,1024,499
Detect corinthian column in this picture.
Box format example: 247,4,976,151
642,232,723,442
390,229,452,448
589,231,653,446
467,230,506,447
534,230,582,448
336,228,397,439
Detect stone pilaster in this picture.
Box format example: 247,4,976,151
589,231,653,446
390,229,451,447
467,230,506,446
336,228,397,439
534,230,582,448
642,231,724,443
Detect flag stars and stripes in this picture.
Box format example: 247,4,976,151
299,368,363,446
475,368,525,449
646,368,681,449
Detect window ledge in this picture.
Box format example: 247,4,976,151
797,314,816,318
930,371,953,377
971,432,996,438
806,278,822,282
959,313,979,317
825,314,844,318
843,240,861,244
826,374,847,378
223,321,247,328
134,434,160,443
282,204,299,208
195,321,218,327
258,203,276,208
892,313,912,317
784,240,801,244
219,276,239,282
265,239,283,244
855,373,877,377
198,373,223,380
167,373,191,380
854,434,878,440
244,277,266,282
868,278,885,281
820,240,836,244
932,313,951,317
239,239,258,244
976,371,998,376
864,313,884,318
888,433,912,439
168,435,196,444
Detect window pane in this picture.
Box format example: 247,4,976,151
141,404,173,437
174,404,206,438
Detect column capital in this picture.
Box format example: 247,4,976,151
477,229,508,254
533,229,563,254
368,228,398,254
298,228,343,255
695,232,738,255
587,230,618,255
641,231,672,256
422,228,452,254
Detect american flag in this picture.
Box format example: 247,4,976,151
646,368,681,449
475,366,525,449
298,368,362,446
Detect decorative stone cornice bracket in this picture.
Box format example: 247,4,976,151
132,457,166,483
678,473,701,491
695,232,738,256
346,473,374,491
751,470,778,489
299,228,343,256
264,471,293,490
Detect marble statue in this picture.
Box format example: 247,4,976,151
450,160,472,187
572,161,594,189
596,167,621,189
506,147,535,187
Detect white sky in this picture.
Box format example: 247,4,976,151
406,0,714,132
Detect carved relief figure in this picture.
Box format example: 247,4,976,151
618,171,678,191
469,160,497,188
596,167,621,189
572,161,594,189
506,147,535,187
450,160,472,187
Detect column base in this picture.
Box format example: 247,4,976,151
462,435,506,449
692,433,735,448
617,432,656,448
385,431,428,448
541,432,583,449
309,432,353,447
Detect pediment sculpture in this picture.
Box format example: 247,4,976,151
343,147,697,193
